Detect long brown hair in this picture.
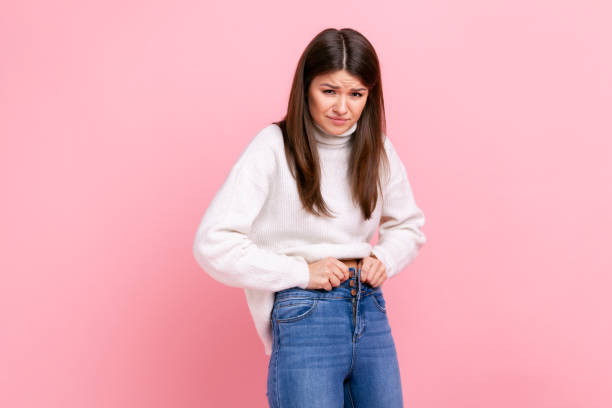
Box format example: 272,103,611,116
273,28,389,220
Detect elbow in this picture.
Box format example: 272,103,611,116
193,238,203,266
192,230,248,289
193,230,213,272
415,229,426,248
192,234,231,286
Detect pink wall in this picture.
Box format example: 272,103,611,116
2,1,610,407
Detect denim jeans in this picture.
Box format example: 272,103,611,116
266,266,404,407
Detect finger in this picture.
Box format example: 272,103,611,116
368,264,383,287
363,258,377,282
358,256,372,270
332,265,347,282
374,270,387,287
328,274,341,287
360,264,369,283
371,271,383,287
368,259,384,286
368,270,379,287
333,259,350,280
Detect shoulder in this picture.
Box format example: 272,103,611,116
382,132,399,158
234,123,284,163
380,132,408,187
230,123,284,185
380,132,399,168
244,123,285,153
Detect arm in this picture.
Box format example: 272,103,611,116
192,129,310,292
370,136,426,279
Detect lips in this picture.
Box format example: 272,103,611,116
328,116,348,121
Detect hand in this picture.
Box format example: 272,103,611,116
357,254,387,287
306,257,350,291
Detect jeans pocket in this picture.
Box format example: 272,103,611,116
371,290,387,313
274,297,318,323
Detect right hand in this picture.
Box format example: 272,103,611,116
306,257,350,291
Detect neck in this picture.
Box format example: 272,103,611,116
312,121,358,149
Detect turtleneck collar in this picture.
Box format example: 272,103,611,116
312,120,358,149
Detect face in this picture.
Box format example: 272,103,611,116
307,70,368,135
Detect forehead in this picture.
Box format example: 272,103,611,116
314,70,366,88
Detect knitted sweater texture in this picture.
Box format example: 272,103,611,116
193,120,426,355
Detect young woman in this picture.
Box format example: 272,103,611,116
193,27,426,407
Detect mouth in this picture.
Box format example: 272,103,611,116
328,116,348,122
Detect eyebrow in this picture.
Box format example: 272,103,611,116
319,83,367,92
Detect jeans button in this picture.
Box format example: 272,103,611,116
349,280,355,287
351,289,357,296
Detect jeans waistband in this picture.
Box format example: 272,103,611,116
275,266,379,301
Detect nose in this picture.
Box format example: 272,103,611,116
333,95,348,115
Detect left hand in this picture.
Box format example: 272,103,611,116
358,254,387,287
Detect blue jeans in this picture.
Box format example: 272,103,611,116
266,267,404,407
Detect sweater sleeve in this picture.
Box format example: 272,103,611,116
192,128,311,292
370,136,426,279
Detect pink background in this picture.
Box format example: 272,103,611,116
2,0,611,407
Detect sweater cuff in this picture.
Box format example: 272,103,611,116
294,257,310,289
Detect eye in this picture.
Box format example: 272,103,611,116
322,90,364,97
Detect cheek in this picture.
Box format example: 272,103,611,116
316,100,333,115
351,100,367,113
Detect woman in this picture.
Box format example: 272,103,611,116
193,27,426,407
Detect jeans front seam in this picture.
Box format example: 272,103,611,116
347,380,356,408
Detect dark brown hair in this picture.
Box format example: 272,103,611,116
273,28,389,220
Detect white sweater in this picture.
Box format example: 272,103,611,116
193,120,426,356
